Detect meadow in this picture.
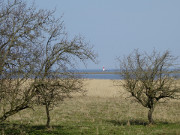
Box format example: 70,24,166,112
1,79,180,135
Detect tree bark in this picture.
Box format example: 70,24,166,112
0,104,29,122
148,107,154,124
45,104,50,128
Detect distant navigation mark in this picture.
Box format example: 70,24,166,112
103,66,105,71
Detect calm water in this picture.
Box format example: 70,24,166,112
76,69,180,80
79,73,121,80
76,69,121,80
2,69,180,80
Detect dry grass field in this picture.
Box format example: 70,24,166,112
1,79,180,134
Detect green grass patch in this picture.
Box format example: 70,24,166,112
1,96,180,134
1,122,180,135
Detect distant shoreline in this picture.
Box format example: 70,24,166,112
74,72,121,75
73,70,180,75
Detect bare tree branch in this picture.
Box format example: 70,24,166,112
0,0,97,128
116,49,180,124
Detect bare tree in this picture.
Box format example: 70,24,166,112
0,0,47,121
33,26,96,127
116,49,180,124
0,0,97,127
34,76,85,128
30,7,96,127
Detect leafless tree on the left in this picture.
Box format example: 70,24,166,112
0,0,97,128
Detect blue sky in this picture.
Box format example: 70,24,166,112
28,0,180,69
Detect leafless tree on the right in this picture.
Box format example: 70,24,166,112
116,49,180,124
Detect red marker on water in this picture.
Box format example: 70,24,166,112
103,66,105,71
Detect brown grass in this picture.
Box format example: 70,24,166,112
5,79,180,126
82,79,123,98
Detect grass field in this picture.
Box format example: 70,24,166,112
1,79,180,135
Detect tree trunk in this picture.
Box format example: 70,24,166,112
148,107,154,124
0,104,29,122
45,104,50,128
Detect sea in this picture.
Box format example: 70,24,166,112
75,69,122,80
75,69,180,80
1,69,180,80
0,69,121,80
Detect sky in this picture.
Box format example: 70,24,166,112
28,0,180,70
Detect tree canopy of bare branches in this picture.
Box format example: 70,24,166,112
116,49,180,124
0,0,97,127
